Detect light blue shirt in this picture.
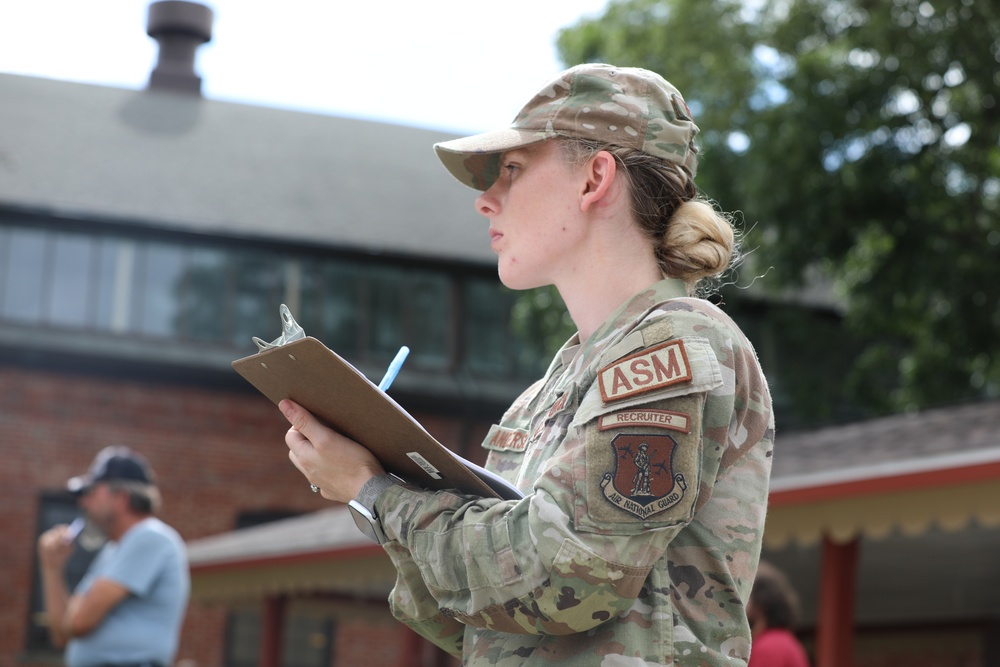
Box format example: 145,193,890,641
66,517,189,667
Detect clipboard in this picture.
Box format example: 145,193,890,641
232,306,521,501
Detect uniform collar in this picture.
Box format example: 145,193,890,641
584,278,688,349
549,278,688,378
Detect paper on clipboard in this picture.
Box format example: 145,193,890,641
232,306,522,501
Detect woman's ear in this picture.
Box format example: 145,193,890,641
580,150,618,212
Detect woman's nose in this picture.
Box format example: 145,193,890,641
475,186,500,217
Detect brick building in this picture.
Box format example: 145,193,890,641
0,3,532,665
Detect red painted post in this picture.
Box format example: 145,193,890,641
814,536,859,667
260,595,287,667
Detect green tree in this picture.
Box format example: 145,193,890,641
545,0,1000,419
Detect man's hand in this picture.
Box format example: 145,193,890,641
37,525,75,647
38,525,75,571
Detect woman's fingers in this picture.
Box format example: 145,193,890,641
280,399,317,445
278,398,385,502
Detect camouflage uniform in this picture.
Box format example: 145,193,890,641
376,278,774,666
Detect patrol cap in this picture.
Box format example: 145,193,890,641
434,63,700,191
67,445,155,496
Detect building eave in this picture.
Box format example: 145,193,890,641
765,448,1000,549
769,446,1000,505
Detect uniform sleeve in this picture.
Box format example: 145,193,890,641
383,541,465,657
376,331,726,637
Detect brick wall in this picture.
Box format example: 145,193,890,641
331,615,405,666
853,625,984,667
1,364,492,667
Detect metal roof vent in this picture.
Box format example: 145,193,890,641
146,1,214,94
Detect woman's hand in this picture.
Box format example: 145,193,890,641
280,399,386,504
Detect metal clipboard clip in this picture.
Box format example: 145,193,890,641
252,304,306,351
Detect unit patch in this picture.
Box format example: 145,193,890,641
598,409,691,434
599,433,688,519
597,340,691,404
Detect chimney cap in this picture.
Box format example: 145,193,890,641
147,0,213,43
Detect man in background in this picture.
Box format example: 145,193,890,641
747,561,811,667
37,445,189,667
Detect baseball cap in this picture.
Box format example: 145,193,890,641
434,63,700,191
67,445,155,495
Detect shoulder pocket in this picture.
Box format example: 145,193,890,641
572,336,722,429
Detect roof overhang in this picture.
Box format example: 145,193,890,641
187,506,392,603
185,444,1000,602
765,447,1000,548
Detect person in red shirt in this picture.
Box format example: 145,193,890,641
747,561,811,667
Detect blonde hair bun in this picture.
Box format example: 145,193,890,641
660,199,735,285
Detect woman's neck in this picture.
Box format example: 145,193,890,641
551,188,665,343
559,261,664,343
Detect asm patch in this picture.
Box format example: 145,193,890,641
597,340,691,404
598,409,691,434
599,433,688,519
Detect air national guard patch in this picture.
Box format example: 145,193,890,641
597,340,691,404
600,433,687,520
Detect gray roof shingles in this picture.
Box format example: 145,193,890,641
0,73,491,263
772,399,1000,480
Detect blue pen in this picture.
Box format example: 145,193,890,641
378,346,410,391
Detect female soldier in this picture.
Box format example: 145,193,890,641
280,63,774,666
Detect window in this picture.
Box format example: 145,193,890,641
1,226,46,322
464,277,549,377
403,270,450,368
132,241,186,337
225,608,262,667
230,247,287,347
0,218,548,381
224,606,333,667
283,614,333,667
298,259,360,355
182,246,230,342
93,237,133,333
364,266,449,367
48,231,94,327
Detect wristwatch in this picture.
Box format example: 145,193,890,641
348,475,399,545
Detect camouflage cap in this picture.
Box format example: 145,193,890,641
434,63,700,191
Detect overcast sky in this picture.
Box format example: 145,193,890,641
0,0,611,134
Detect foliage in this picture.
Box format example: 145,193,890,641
538,0,1000,420
510,285,576,359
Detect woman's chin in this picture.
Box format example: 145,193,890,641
497,272,545,292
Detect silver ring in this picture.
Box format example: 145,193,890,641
309,484,320,493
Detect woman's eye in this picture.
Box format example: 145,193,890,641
503,163,518,175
